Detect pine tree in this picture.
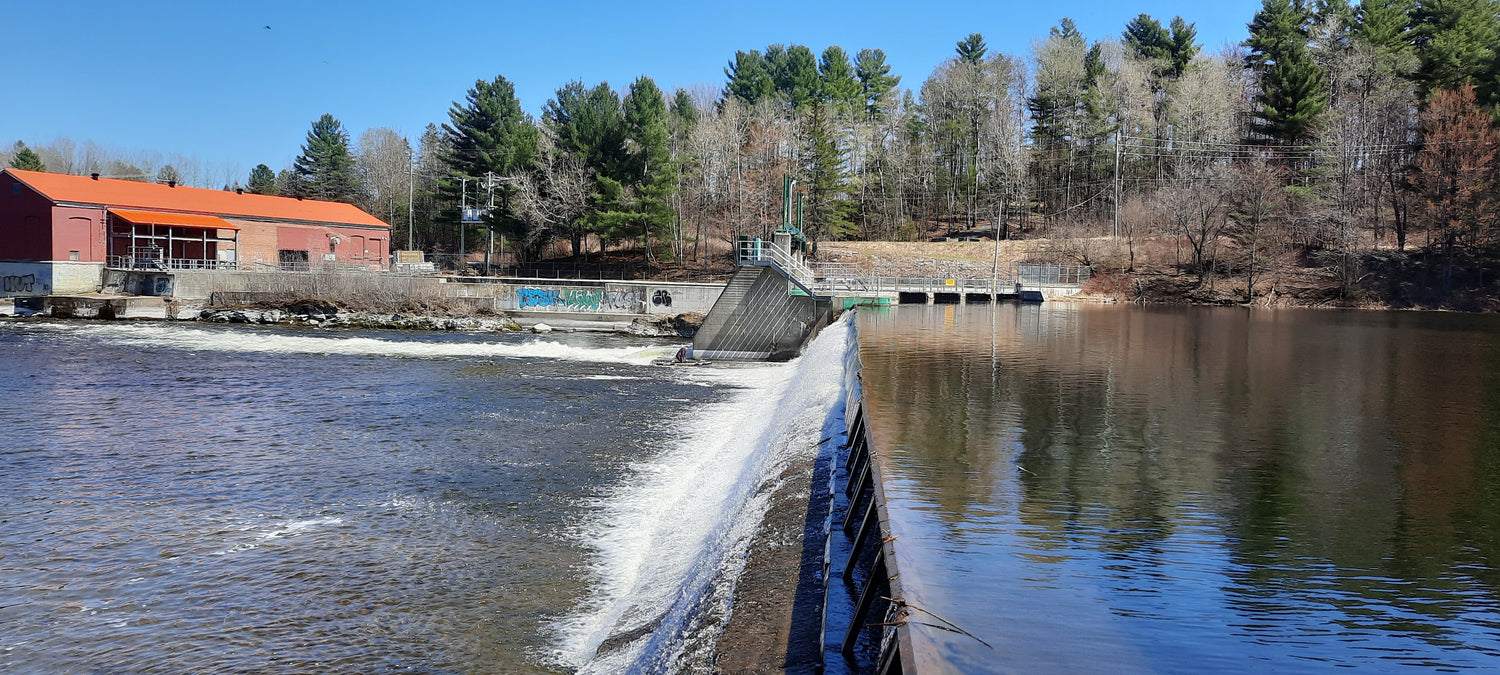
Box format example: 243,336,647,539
1167,17,1201,76
855,48,901,119
444,75,539,179
956,33,987,64
156,165,180,185
1124,14,1173,61
802,102,855,240
1412,0,1500,99
247,164,276,195
545,81,626,178
621,76,677,261
725,50,775,104
1124,14,1199,77
291,114,362,202
1356,0,1415,55
770,45,821,106
9,142,44,171
818,46,862,113
1246,0,1329,146
443,75,540,254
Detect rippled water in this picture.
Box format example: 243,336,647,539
0,320,848,674
856,304,1500,672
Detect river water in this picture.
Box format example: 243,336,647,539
0,319,850,674
856,303,1500,672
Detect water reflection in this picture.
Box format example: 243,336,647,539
857,304,1500,670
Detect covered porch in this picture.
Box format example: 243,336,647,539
106,208,240,270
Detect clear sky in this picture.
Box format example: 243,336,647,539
4,0,1264,178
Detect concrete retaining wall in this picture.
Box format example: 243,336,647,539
0,261,103,297
442,278,722,316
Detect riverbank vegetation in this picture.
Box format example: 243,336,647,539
8,0,1500,309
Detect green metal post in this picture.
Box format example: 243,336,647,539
797,192,804,235
782,174,792,231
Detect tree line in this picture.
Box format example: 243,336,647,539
10,0,1500,295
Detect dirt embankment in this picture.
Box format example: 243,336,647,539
822,238,1500,311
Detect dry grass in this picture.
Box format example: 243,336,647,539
218,268,479,315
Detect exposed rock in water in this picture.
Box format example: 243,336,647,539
628,312,704,337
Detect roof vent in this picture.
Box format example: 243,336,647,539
168,180,177,188
236,187,243,194
91,173,100,180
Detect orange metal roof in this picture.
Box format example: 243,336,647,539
5,168,388,229
109,208,240,231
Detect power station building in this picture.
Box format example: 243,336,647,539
0,168,390,297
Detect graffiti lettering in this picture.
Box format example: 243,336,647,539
605,289,641,311
518,286,645,313
518,288,561,308
2,275,36,293
651,289,672,307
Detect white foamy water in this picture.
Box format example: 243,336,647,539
27,322,670,365
552,315,852,672
212,516,347,555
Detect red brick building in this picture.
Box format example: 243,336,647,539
0,168,390,296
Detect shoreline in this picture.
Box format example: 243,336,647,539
0,297,703,338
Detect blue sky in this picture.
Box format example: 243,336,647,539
5,0,1264,177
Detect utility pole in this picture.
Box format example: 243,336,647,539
1113,132,1123,239
460,177,468,271
407,152,415,251
484,172,496,276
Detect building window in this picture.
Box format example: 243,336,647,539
69,251,80,261
10,183,18,196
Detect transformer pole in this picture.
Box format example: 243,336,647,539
1113,133,1123,239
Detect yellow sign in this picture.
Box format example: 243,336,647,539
395,250,425,263
945,279,955,286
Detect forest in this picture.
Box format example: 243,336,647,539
8,0,1500,306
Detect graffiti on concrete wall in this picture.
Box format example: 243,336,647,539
517,287,644,312
2,275,36,293
652,289,673,307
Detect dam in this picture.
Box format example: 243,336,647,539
4,299,1500,673
824,303,1500,673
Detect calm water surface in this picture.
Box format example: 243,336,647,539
856,304,1500,672
0,320,846,674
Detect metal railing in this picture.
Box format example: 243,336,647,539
738,239,1091,295
737,238,819,289
107,255,239,271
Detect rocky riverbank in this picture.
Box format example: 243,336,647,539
3,295,704,337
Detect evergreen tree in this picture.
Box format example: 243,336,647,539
1167,17,1201,75
802,102,855,240
247,164,276,195
156,164,180,185
1411,0,1500,99
770,44,821,106
444,75,539,179
545,81,627,177
956,33,987,64
1246,0,1329,145
1247,0,1312,70
443,75,540,253
1124,14,1200,77
725,50,775,104
291,114,362,202
9,142,44,171
544,80,627,255
620,76,677,260
855,48,901,119
818,46,862,113
1356,0,1416,55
